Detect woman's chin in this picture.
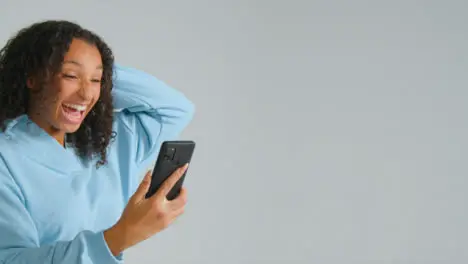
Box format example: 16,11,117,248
59,123,82,134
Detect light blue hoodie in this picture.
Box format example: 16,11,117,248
0,64,195,263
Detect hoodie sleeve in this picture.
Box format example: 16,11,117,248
111,63,195,167
0,162,122,264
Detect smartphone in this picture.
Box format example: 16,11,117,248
145,140,196,200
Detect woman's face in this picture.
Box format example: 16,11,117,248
28,38,103,137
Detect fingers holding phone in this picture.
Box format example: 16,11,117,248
104,163,190,256
153,163,188,201
104,140,195,256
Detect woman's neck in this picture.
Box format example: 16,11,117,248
27,112,66,147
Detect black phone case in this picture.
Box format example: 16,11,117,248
145,140,195,200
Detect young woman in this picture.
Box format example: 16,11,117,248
0,20,195,263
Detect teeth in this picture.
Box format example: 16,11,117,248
64,103,87,111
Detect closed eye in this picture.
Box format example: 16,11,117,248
91,79,102,83
63,74,77,79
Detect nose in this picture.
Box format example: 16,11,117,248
78,80,94,101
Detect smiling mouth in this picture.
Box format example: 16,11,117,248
62,103,87,123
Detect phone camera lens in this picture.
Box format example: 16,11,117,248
165,148,176,160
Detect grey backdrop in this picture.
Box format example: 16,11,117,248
1,1,467,263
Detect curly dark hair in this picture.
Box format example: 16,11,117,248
0,20,115,167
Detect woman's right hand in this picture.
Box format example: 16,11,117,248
104,164,189,256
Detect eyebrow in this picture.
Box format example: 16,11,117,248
63,60,103,69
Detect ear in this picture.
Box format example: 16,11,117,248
26,76,36,90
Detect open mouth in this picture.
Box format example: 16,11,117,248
62,103,87,123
